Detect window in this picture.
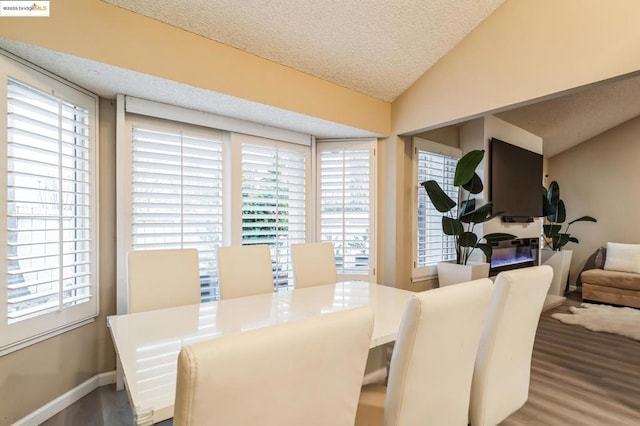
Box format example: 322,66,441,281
413,138,460,280
118,105,312,302
240,136,309,289
1,54,98,354
317,140,376,280
127,116,223,302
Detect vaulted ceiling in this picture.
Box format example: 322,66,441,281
2,0,639,156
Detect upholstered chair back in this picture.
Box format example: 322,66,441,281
356,278,493,426
217,245,274,299
127,248,201,313
469,265,553,426
174,306,374,426
292,242,338,288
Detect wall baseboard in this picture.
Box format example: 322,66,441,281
14,371,116,426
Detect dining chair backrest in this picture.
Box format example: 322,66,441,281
469,265,552,426
127,248,201,314
291,242,338,288
173,306,375,426
217,245,274,299
384,279,494,426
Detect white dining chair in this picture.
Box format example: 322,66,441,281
469,265,553,426
173,306,374,426
291,242,338,288
217,245,274,299
127,248,201,313
356,278,494,426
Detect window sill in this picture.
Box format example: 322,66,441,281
0,317,95,357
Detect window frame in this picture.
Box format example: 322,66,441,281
316,139,377,282
0,51,99,356
231,132,311,290
118,114,226,308
412,137,461,282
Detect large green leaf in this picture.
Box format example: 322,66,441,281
547,181,560,206
458,232,478,247
568,216,597,225
421,180,456,213
483,232,517,242
459,202,492,224
457,199,476,220
542,190,555,217
543,224,561,238
462,172,483,194
555,200,566,223
569,237,579,244
476,243,493,260
454,150,484,187
442,217,463,236
554,233,571,250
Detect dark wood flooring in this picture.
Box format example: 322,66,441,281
41,294,640,425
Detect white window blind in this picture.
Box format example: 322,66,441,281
2,67,98,353
131,123,223,302
317,141,375,279
241,142,307,289
414,139,460,280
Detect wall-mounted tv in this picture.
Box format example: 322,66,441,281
489,138,543,222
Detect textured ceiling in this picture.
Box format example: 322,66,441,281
104,0,505,102
0,39,380,139
495,74,640,157
3,1,639,155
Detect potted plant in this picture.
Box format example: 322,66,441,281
541,180,597,295
422,149,516,286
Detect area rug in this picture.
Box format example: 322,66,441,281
552,303,640,341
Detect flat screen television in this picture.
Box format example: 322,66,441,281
489,138,543,221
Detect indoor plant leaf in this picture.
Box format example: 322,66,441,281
459,202,493,224
568,216,597,225
568,237,579,243
442,217,463,236
453,150,484,187
543,224,561,238
421,180,456,213
554,233,571,250
462,172,483,194
555,199,566,223
483,232,518,242
457,199,476,220
475,243,493,260
458,232,478,247
547,180,560,206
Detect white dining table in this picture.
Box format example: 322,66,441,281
107,281,414,425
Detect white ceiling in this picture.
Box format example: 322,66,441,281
104,0,505,102
2,1,639,156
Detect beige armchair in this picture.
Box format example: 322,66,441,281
469,265,553,426
291,242,338,288
356,278,494,426
127,248,201,313
174,306,374,426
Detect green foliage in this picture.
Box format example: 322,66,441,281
542,180,597,251
421,149,516,265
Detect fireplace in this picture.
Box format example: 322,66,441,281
489,237,539,276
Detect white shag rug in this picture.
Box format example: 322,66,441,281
552,303,640,341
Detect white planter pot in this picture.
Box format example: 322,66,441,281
540,249,573,296
437,261,491,287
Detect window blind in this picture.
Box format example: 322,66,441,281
416,149,459,268
318,145,374,277
6,78,93,323
241,143,306,289
131,125,223,302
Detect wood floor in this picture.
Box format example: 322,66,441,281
41,295,640,426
